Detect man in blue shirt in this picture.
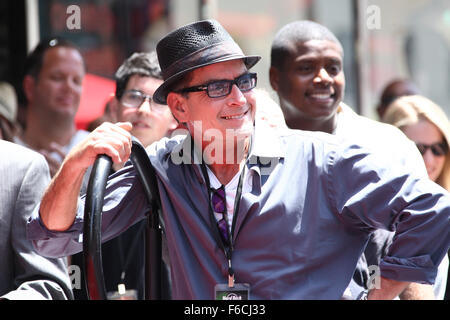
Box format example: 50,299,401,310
269,20,447,299
28,19,449,299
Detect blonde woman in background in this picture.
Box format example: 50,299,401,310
383,95,450,299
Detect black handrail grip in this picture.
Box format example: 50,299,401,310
130,138,162,300
82,138,162,300
82,154,111,300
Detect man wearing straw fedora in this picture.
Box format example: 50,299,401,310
28,19,450,300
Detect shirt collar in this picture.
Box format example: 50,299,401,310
172,120,286,183
334,102,357,136
249,118,286,160
173,120,286,163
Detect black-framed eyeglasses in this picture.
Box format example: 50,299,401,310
416,142,448,157
120,90,167,111
177,72,257,98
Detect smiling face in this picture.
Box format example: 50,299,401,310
28,46,85,119
270,39,345,132
114,74,177,147
167,59,256,153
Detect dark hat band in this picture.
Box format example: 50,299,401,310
162,40,245,80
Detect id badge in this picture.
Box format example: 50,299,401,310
215,283,250,300
107,284,138,300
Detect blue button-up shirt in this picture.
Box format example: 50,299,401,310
28,122,450,299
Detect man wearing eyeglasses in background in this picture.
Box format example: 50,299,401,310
109,52,178,160
28,20,450,300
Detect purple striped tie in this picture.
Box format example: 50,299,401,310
211,186,229,244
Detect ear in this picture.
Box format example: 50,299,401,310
167,92,189,123
109,96,119,114
269,66,280,92
23,75,35,104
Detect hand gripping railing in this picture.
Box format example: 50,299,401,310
82,138,162,300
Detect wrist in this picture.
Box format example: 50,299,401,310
62,149,90,173
367,277,410,300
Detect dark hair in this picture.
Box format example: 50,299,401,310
23,37,84,79
114,51,162,99
379,79,420,108
271,20,343,70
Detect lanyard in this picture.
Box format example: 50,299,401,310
192,135,251,287
109,167,146,286
200,160,246,287
116,220,145,284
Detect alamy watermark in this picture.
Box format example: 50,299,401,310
366,5,381,30
367,265,381,290
68,263,382,293
64,4,381,32
66,5,81,30
68,264,81,289
168,122,279,176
